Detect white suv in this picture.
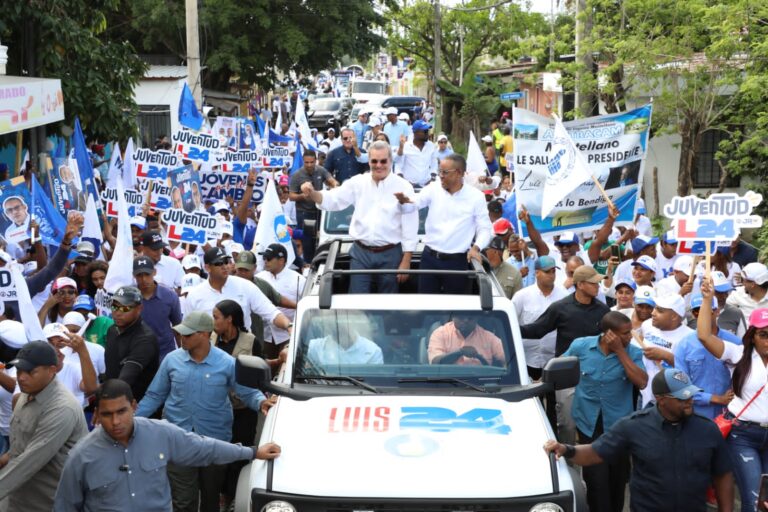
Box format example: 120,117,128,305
235,241,586,512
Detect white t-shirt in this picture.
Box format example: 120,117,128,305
184,276,280,331
155,254,185,290
0,367,16,436
256,268,305,344
512,284,569,370
637,320,693,407
655,252,678,281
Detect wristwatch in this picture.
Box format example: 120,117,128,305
563,444,576,459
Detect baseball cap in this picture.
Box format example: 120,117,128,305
204,246,229,265
368,115,383,127
484,237,506,252
141,231,165,250
181,273,202,294
52,277,77,292
133,256,155,276
263,243,288,261
412,120,432,132
651,369,702,400
742,262,768,285
226,242,244,257
481,135,493,143
130,216,147,229
573,265,603,284
218,221,234,239
0,250,12,264
0,320,27,349
493,218,514,236
637,198,647,215
62,311,86,329
73,294,95,311
487,201,502,215
398,112,409,121
235,250,257,270
672,255,694,275
172,311,214,335
8,341,58,372
690,292,717,310
614,279,637,291
437,134,448,142
630,235,659,254
213,200,230,213
749,308,768,329
111,286,142,306
655,294,686,319
555,232,579,246
384,106,398,116
278,175,290,187
631,255,657,272
661,230,677,244
74,241,96,262
182,254,202,271
327,127,336,134
501,112,510,118
712,271,733,293
535,256,557,271
43,322,70,340
634,285,656,306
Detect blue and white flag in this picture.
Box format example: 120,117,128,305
252,176,294,270
106,141,123,188
289,133,303,175
122,138,138,190
179,83,204,131
81,194,105,260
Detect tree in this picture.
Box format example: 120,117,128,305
0,0,147,143
114,0,388,91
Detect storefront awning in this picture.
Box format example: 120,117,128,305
0,76,65,135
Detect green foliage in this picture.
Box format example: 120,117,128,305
0,0,147,141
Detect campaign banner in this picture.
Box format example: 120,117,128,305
0,269,17,300
172,128,224,164
212,116,240,152
513,104,652,237
677,241,731,255
162,208,220,244
95,288,113,318
136,178,173,212
665,191,763,242
100,187,148,219
0,176,67,246
215,146,292,171
199,170,269,204
168,164,203,213
48,155,89,215
131,148,181,181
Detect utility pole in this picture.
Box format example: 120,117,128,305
433,0,441,125
185,0,202,108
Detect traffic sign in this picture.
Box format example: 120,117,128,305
500,91,524,101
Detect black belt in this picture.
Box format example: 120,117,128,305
425,246,466,261
725,411,768,428
355,241,399,253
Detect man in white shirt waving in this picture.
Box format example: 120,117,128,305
301,141,419,293
395,153,492,294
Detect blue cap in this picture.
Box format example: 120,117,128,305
634,285,656,306
661,230,677,244
535,256,557,271
651,369,702,400
412,120,432,132
614,279,636,291
690,293,717,310
631,235,659,254
73,294,95,311
555,231,579,245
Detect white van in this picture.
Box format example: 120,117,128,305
349,79,388,104
234,241,586,512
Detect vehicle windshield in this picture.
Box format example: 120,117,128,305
311,100,341,111
294,309,521,386
352,82,385,94
325,205,428,235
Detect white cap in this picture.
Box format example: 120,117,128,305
181,254,201,270
673,255,694,275
608,227,621,244
219,221,234,238
0,250,12,263
632,254,657,272
655,294,686,319
181,273,203,294
130,216,147,229
213,200,230,213
0,320,26,349
43,322,71,340
481,135,493,143
62,311,86,329
438,134,449,142
368,115,383,127
384,106,398,116
634,285,656,306
398,112,409,121
226,242,244,257
743,262,768,285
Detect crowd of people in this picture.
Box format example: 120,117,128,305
0,105,765,512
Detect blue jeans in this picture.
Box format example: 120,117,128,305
349,243,402,294
728,421,768,512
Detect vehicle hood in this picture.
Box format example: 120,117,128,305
262,395,555,498
308,109,339,117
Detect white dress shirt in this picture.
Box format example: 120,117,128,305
411,182,492,254
397,140,438,186
512,283,569,369
155,254,185,290
721,342,768,422
184,275,280,331
319,172,419,251
256,267,305,344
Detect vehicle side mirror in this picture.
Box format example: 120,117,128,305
236,355,272,389
542,356,579,390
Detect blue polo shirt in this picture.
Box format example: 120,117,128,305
323,146,367,183
593,405,731,512
673,328,742,419
564,335,644,436
140,282,182,362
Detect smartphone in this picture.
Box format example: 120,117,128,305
758,474,768,511
611,244,622,262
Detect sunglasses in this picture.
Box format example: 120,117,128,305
438,169,460,176
111,304,137,313
57,289,77,296
370,159,389,165
342,137,353,141
211,260,230,267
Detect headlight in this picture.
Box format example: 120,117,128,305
261,501,296,512
529,504,564,512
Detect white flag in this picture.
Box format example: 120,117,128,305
294,98,314,147
19,150,29,174
465,131,499,191
82,194,106,261
103,179,135,293
106,142,123,189
9,262,46,342
540,115,595,218
122,138,137,190
274,106,283,131
252,177,295,270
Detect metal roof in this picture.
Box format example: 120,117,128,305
144,65,187,79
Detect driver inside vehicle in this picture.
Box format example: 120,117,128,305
306,313,384,367
428,314,506,366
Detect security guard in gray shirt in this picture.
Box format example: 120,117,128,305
53,379,281,512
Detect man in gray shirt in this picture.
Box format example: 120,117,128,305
54,379,281,512
0,341,88,511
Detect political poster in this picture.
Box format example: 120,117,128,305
131,147,181,182
513,104,652,237
665,191,763,242
161,208,220,245
0,269,17,300
48,155,89,216
136,178,173,212
168,164,203,213
214,146,292,171
212,116,240,152
199,169,269,204
0,177,67,247
100,186,148,219
172,128,224,164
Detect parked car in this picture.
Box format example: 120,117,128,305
307,98,352,132
381,96,427,120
